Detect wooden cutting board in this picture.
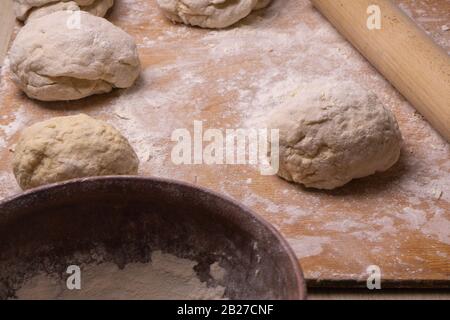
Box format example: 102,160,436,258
0,0,449,288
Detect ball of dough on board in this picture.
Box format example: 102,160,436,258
268,81,402,190
156,0,272,29
9,10,140,101
13,114,139,190
13,0,114,22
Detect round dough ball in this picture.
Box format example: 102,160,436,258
268,81,402,190
156,0,271,29
13,0,114,22
13,114,139,190
9,10,140,101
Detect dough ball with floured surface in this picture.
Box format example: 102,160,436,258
13,114,139,190
8,11,140,101
268,81,402,190
13,0,114,22
254,0,272,10
156,0,272,29
26,1,80,22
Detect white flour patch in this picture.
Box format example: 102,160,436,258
395,207,428,230
103,66,208,177
0,58,13,89
322,220,367,233
0,61,25,148
240,191,280,214
287,236,330,259
0,171,20,198
0,104,29,137
281,205,312,225
351,217,397,242
0,104,29,149
118,0,155,24
422,210,450,245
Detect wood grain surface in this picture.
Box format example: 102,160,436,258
0,0,449,291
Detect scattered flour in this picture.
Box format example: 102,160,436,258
395,207,428,230
0,171,20,195
287,236,330,259
0,105,30,149
422,209,450,245
240,191,281,214
351,217,398,242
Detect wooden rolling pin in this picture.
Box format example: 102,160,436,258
310,0,450,142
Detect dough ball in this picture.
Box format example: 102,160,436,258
81,0,114,17
26,1,81,22
13,114,139,190
156,0,271,29
14,0,114,22
268,81,402,190
9,11,140,101
254,0,272,10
